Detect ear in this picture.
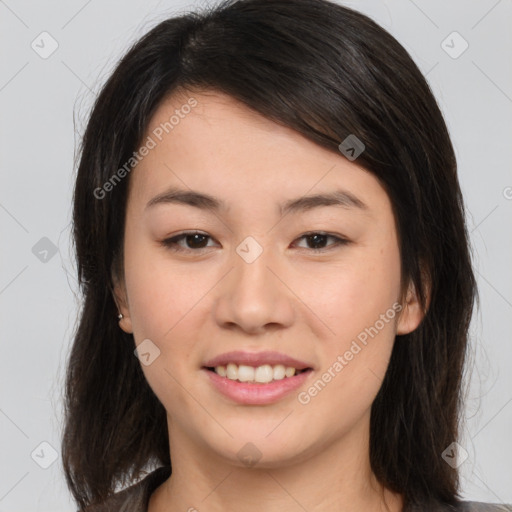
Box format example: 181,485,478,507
396,279,429,336
112,274,133,334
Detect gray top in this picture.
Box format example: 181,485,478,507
82,466,512,512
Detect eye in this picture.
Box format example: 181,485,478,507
161,231,217,252
292,232,349,252
160,231,349,253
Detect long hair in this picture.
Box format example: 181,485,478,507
62,0,477,509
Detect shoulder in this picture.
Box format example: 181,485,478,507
81,466,171,512
406,500,512,512
457,503,512,512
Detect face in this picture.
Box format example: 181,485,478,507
114,89,424,468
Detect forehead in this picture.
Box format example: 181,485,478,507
127,89,389,217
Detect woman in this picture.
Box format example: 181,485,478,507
61,0,511,510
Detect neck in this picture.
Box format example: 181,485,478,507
149,413,403,512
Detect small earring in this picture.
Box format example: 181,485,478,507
118,313,124,320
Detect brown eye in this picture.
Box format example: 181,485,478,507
161,232,216,252
182,233,210,249
161,231,349,254
293,232,349,252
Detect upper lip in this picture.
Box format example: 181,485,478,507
203,350,313,370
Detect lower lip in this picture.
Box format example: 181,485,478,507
203,368,313,405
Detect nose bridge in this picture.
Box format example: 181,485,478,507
232,234,279,303
213,235,295,332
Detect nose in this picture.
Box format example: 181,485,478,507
212,241,296,335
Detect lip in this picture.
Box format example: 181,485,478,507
203,367,313,405
202,350,313,370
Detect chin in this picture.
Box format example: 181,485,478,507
206,429,316,469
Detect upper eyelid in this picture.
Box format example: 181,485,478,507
165,230,342,241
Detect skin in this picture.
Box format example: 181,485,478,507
113,89,426,512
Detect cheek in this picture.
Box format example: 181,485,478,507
123,247,202,409
299,275,400,425
305,237,401,400
308,243,401,340
123,240,207,340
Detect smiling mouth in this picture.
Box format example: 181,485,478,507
203,364,313,384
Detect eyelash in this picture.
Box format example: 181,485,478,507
160,231,350,253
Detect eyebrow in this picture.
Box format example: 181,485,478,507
144,186,368,215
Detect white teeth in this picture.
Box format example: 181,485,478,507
285,366,296,377
273,364,286,380
214,363,300,383
237,365,255,382
255,364,273,383
226,363,238,380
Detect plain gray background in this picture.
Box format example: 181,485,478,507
1,0,511,510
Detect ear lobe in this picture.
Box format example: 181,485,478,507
396,280,428,336
112,277,133,334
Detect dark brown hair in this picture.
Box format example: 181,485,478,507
62,0,477,509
